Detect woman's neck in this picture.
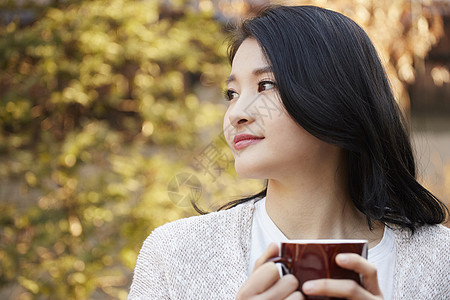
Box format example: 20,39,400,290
265,173,383,248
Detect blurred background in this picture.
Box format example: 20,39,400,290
0,0,449,299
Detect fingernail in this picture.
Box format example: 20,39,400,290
302,281,315,293
337,253,349,263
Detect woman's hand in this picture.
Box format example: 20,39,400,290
236,243,303,300
301,253,384,299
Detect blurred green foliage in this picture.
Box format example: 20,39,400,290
0,0,263,298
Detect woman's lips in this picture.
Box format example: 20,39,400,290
233,134,264,151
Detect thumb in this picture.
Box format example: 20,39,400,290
253,242,280,272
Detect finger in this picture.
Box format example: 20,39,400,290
302,279,377,300
336,253,382,296
253,242,279,271
237,262,281,298
284,291,304,300
259,274,299,300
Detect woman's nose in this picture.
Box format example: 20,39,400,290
228,94,256,128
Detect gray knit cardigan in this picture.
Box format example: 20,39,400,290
129,201,450,299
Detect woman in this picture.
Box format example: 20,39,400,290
129,6,449,299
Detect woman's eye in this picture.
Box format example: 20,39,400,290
225,89,239,101
258,81,276,92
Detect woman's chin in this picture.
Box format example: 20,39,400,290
234,162,267,179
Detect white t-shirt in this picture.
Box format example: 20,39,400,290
248,198,396,299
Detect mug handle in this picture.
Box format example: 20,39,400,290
267,257,291,275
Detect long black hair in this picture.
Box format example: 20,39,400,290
220,5,448,233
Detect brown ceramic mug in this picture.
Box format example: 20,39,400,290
270,240,368,300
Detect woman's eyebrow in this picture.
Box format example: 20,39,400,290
226,66,273,85
226,74,236,85
253,66,272,76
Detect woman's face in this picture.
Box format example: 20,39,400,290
223,38,341,180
